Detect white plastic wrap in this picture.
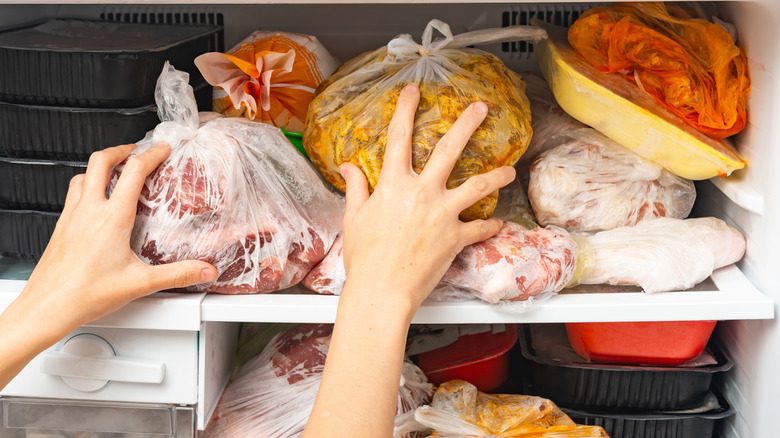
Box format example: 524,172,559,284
395,380,608,437
203,324,434,438
573,217,746,292
528,128,696,232
110,63,343,294
303,221,577,311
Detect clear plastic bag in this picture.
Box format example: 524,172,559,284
569,2,750,139
569,217,746,292
303,221,577,312
203,324,434,438
396,380,608,437
195,31,339,132
303,19,546,220
528,128,696,232
110,63,343,294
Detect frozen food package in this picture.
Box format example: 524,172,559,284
194,31,339,132
394,380,608,437
491,173,539,230
569,2,750,139
303,221,577,312
304,19,546,220
533,19,745,180
109,62,343,294
528,128,696,232
518,72,588,174
569,217,746,292
204,324,434,438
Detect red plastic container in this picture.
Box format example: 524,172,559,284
408,324,518,392
565,321,717,366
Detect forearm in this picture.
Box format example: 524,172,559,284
304,278,417,438
0,289,78,389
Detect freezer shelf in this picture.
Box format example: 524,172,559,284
201,264,774,323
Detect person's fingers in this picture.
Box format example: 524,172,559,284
381,83,420,176
109,143,171,213
447,166,516,213
458,218,505,247
341,162,369,222
83,144,136,199
142,260,218,294
60,174,86,216
421,102,488,183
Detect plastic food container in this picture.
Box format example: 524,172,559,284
0,209,59,262
0,19,221,107
407,324,517,392
564,391,734,438
518,324,732,411
565,320,717,366
0,157,86,211
0,82,211,161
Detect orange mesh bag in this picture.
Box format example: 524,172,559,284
568,2,750,139
195,31,339,132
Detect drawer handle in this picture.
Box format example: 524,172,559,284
40,334,165,392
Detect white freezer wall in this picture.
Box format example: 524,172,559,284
0,1,779,437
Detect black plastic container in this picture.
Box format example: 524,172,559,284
0,101,158,160
0,158,86,211
564,392,734,438
518,324,733,411
0,19,220,107
0,82,211,160
0,210,59,262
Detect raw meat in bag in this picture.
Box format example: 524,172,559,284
195,31,339,132
304,19,546,220
203,324,434,438
569,217,746,292
394,380,608,437
110,63,343,294
528,128,696,232
303,221,577,311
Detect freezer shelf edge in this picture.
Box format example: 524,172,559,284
200,264,774,324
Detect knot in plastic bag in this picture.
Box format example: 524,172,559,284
152,61,200,145
387,19,455,60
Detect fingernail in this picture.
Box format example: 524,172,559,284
201,268,216,283
403,83,419,94
505,166,516,178
473,102,488,114
155,142,170,149
339,163,350,177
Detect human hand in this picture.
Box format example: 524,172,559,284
22,143,217,332
338,83,516,310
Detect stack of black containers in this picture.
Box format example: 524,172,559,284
514,324,735,438
0,17,222,261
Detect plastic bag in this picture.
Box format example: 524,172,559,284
568,2,750,139
110,63,343,294
203,324,434,438
528,127,696,232
395,380,608,437
303,19,546,220
569,217,746,292
303,221,577,311
195,31,339,132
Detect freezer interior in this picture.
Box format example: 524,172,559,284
0,2,778,438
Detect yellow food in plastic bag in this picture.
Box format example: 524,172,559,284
304,20,545,220
569,2,749,139
408,380,609,437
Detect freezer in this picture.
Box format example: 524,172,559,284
0,1,778,437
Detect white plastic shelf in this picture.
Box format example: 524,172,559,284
201,264,774,324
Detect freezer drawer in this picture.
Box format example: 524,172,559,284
0,398,195,438
1,328,198,405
